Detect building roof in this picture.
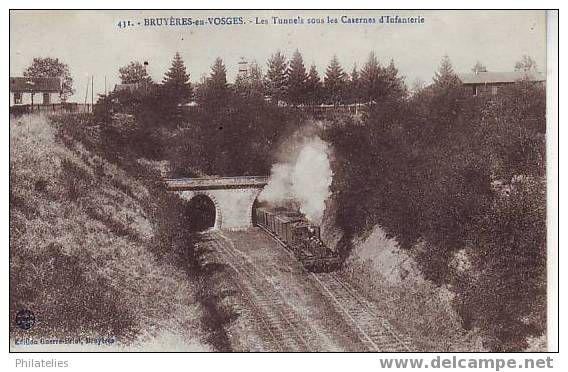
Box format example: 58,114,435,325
457,71,545,85
10,77,61,92
113,83,140,92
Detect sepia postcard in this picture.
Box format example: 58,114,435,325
9,9,557,356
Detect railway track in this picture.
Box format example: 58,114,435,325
201,232,320,352
310,272,414,352
257,224,414,352
201,228,415,352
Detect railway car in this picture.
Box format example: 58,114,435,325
255,208,269,227
274,214,304,243
255,207,342,272
265,209,276,233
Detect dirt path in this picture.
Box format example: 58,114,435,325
196,228,412,352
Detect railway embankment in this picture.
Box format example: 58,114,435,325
319,196,486,351
337,226,486,351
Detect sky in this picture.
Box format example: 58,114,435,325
10,10,547,102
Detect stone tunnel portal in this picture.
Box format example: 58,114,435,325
164,176,269,230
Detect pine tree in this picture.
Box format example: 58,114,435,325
433,55,460,87
198,57,228,104
324,55,347,105
411,78,426,95
384,59,407,99
248,62,265,93
349,64,361,104
286,49,308,105
359,52,386,103
162,52,192,103
234,71,248,93
209,57,227,89
306,64,323,105
266,51,288,104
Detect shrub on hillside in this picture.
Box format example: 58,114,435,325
454,177,546,351
168,93,301,177
10,240,136,338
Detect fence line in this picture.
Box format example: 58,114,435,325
9,103,96,116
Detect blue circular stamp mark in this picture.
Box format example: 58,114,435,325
15,309,35,331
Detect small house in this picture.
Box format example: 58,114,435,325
10,77,62,106
457,71,545,96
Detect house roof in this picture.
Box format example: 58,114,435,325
10,77,61,92
457,71,545,85
114,83,140,92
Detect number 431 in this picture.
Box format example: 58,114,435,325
117,20,133,28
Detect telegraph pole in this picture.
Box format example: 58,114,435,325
144,61,149,91
91,76,94,111
84,77,89,112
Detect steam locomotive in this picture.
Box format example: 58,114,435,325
254,207,342,272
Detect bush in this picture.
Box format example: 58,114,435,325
454,177,546,351
168,92,301,177
10,241,136,338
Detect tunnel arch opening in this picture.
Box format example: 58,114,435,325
187,194,217,231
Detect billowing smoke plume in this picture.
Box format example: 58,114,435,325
259,135,333,224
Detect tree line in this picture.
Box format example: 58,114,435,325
116,49,408,107
113,50,539,110
17,51,538,106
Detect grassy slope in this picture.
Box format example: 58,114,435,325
321,198,484,351
342,225,547,351
10,114,212,351
336,225,485,352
